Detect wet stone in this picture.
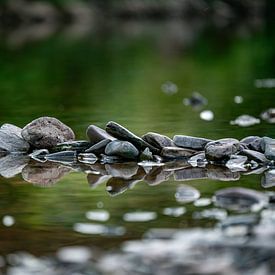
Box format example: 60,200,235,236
225,155,248,172
240,136,263,152
105,163,139,179
174,167,207,181
239,149,268,163
261,108,275,123
86,125,115,144
207,166,240,181
85,139,111,155
139,147,153,161
205,138,240,161
261,170,275,188
105,140,139,160
214,187,269,212
22,117,75,149
52,141,91,153
188,152,207,167
0,123,30,152
161,146,196,159
142,132,174,149
78,153,97,164
230,115,260,127
106,121,159,154
262,137,275,160
173,135,212,150
45,150,77,164
144,166,171,185
29,149,49,162
175,184,200,203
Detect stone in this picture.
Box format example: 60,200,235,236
261,108,275,123
77,153,97,164
239,149,268,163
29,149,49,162
139,147,153,161
161,146,196,159
207,166,240,181
86,125,115,144
142,132,174,149
261,170,275,188
105,163,139,179
174,167,207,181
144,166,172,185
175,184,200,203
85,139,111,155
205,138,240,161
105,140,139,160
87,173,111,188
52,141,91,153
240,136,263,152
22,117,75,149
106,121,159,154
214,187,269,212
45,151,77,164
0,123,30,152
262,137,275,160
230,115,260,127
100,154,125,164
173,135,212,150
225,155,248,172
188,152,207,167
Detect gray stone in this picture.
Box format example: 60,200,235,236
207,166,240,181
0,123,30,152
29,149,49,162
239,149,268,163
52,141,91,153
105,163,139,179
144,166,172,185
106,121,159,154
240,136,263,152
45,151,77,164
78,153,97,164
142,132,174,149
22,117,75,149
214,187,269,212
205,138,240,161
188,152,207,167
161,146,196,159
225,155,248,172
173,135,212,150
105,140,139,160
262,137,275,160
174,167,207,181
261,108,275,123
230,115,260,127
261,170,275,188
86,125,115,144
85,139,111,155
175,184,200,203
139,147,153,161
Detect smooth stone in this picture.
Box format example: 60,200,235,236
77,153,97,164
86,125,115,144
87,173,111,188
225,155,248,172
261,108,275,123
45,151,77,164
188,152,207,167
239,149,268,163
0,123,30,152
142,132,174,149
173,135,212,150
52,141,91,153
214,187,269,212
261,170,275,188
85,139,111,155
22,117,75,149
105,163,139,179
230,115,260,127
144,166,172,185
139,147,153,161
207,166,240,181
240,136,263,152
105,140,139,160
175,184,200,203
174,167,207,181
161,147,196,159
205,138,240,161
106,121,159,154
262,137,275,160
29,149,49,163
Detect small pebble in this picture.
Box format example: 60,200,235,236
200,110,214,121
2,215,15,227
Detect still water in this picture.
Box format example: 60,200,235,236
0,25,275,270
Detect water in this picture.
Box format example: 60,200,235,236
0,20,275,273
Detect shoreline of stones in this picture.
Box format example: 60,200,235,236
0,117,274,176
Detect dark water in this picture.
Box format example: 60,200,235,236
0,24,275,268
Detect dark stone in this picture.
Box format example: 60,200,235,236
261,170,275,188
29,149,49,162
52,141,91,153
105,140,139,160
207,166,240,181
161,147,196,159
78,153,97,164
105,163,139,179
106,121,159,154
86,125,115,144
45,151,77,164
22,117,75,149
139,147,153,161
87,173,111,188
240,136,263,152
142,132,174,149
205,138,240,161
214,187,268,212
0,123,30,152
174,167,207,181
262,137,275,160
239,149,268,163
173,135,212,150
85,139,111,155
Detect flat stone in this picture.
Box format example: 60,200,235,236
240,136,263,152
225,155,248,172
105,163,139,179
86,125,115,144
161,147,196,159
261,170,275,188
22,117,75,149
77,153,97,164
262,137,275,160
52,141,91,153
173,135,212,150
205,138,240,161
174,167,207,181
142,132,174,149
106,121,159,154
105,140,139,160
0,123,30,152
175,184,200,203
45,151,77,164
239,149,268,163
139,147,153,161
214,187,269,212
85,139,111,155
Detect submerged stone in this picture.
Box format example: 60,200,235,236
173,135,212,150
86,125,115,144
142,132,174,149
106,121,159,154
161,146,196,159
105,140,139,160
78,153,97,164
100,154,125,164
200,110,214,121
261,108,275,123
0,123,30,152
175,184,200,203
45,151,77,164
85,139,111,155
240,136,263,152
261,170,275,188
262,137,275,160
230,115,260,127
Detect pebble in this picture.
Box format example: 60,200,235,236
239,149,268,163
57,246,92,263
200,110,214,121
86,125,115,144
175,184,200,203
161,81,178,95
85,139,111,155
194,208,227,220
123,211,157,222
230,115,260,127
142,132,174,149
234,96,243,104
174,167,207,181
261,108,275,123
105,140,139,160
173,135,212,150
22,117,75,149
2,215,15,227
194,198,212,207
255,78,275,88
240,136,263,152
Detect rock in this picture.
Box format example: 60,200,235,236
22,117,75,149
161,147,196,159
52,141,91,153
163,160,190,172
239,149,268,163
200,110,214,121
87,173,111,188
0,123,30,152
77,153,97,164
207,166,240,181
106,121,159,154
230,115,260,127
105,140,139,160
85,139,111,155
240,136,263,152
142,132,174,149
173,135,212,150
105,163,139,179
188,152,207,167
262,137,275,160
139,147,153,161
225,155,248,172
45,151,77,164
174,167,207,181
205,138,240,161
214,187,269,212
261,170,275,188
261,108,275,123
144,166,172,185
29,149,49,162
175,184,200,203
86,125,115,144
